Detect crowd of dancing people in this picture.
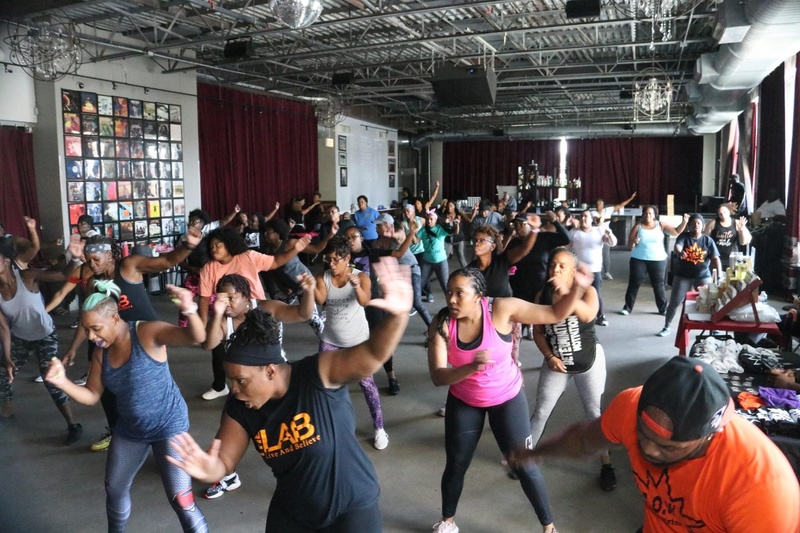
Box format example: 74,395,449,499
0,187,798,533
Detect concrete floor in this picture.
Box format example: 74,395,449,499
0,251,691,533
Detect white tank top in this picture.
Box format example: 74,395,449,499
0,269,54,341
320,269,370,348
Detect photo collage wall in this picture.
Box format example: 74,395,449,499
62,89,185,245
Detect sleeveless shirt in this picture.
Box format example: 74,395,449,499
540,284,597,373
631,223,668,261
0,269,54,341
113,262,160,321
320,269,370,348
102,322,188,440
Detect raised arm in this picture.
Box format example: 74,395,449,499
16,217,41,265
663,213,690,237
497,266,593,325
44,263,84,312
736,217,752,246
300,223,337,255
300,201,320,216
269,235,311,269
259,273,316,323
317,258,411,387
264,202,280,222
128,228,201,275
506,229,539,265
148,285,206,348
423,181,440,212
613,192,637,213
219,204,241,227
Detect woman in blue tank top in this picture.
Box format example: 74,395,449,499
44,280,209,533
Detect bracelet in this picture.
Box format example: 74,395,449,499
545,354,556,361
181,302,199,316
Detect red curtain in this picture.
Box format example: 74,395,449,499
0,127,39,235
756,65,786,205
197,84,318,220
566,137,703,210
442,140,560,200
786,55,800,242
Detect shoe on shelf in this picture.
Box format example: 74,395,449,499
437,405,446,417
618,309,630,316
201,385,229,401
73,373,88,386
596,316,609,327
90,429,112,451
388,378,400,396
204,471,242,499
33,375,44,383
603,272,613,280
656,327,671,337
373,429,389,450
409,308,418,316
600,464,617,491
432,520,459,533
65,423,83,446
69,319,80,329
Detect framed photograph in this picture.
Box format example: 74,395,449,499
338,151,347,167
115,140,130,159
130,140,144,159
83,138,99,158
99,138,115,158
84,159,100,180
156,103,169,122
144,121,157,140
160,199,173,217
129,120,143,139
148,219,161,238
388,140,396,157
170,124,182,141
113,97,128,117
171,142,182,161
118,201,134,220
120,221,134,241
116,160,130,181
169,105,181,123
173,162,183,181
143,102,156,120
130,161,145,180
98,116,114,137
135,220,148,240
133,181,147,200
68,203,86,224
87,202,103,223
388,158,396,173
148,199,161,218
389,174,395,188
129,99,143,119
85,181,102,202
82,114,98,135
66,159,83,180
102,181,117,201
81,92,98,114
133,200,147,219
104,222,120,240
173,181,184,197
67,181,85,202
64,135,82,157
114,118,129,137
174,217,186,234
157,123,170,140
340,167,348,187
101,160,116,181
338,135,347,151
103,202,119,222
117,181,132,200
173,199,185,216
63,113,81,134
62,90,80,112
98,95,113,116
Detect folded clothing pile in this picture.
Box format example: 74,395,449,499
690,336,743,373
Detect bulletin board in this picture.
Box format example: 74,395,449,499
61,89,185,244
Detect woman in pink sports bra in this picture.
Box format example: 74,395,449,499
427,266,591,533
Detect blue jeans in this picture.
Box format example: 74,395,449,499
411,270,433,327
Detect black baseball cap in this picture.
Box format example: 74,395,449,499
638,356,734,441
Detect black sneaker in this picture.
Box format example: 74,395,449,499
388,378,400,395
65,423,83,446
596,316,609,327
599,464,617,491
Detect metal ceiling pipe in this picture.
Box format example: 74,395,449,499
688,0,800,135
411,123,688,148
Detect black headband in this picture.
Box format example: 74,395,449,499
222,339,285,366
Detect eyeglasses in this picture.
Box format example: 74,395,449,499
324,255,347,264
347,234,361,240
475,238,495,245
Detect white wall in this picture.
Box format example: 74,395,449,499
0,25,37,126
31,49,199,243
329,116,398,212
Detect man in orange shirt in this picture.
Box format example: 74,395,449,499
511,356,800,532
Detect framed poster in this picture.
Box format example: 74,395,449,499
340,167,348,187
388,140,396,157
338,135,347,151
388,159,396,173
389,174,395,188
338,151,347,167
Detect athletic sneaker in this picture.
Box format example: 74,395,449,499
603,272,613,280
373,429,389,450
618,309,630,316
74,373,88,386
69,319,80,329
596,316,609,327
432,520,459,533
65,423,83,445
437,405,446,417
388,378,400,396
425,294,435,303
409,308,418,316
201,385,229,401
600,464,617,491
91,430,112,452
33,375,44,383
656,327,670,337
204,472,242,499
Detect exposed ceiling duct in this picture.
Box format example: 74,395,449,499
688,0,800,135
411,123,688,148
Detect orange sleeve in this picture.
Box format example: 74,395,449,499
198,262,215,297
252,250,275,272
600,387,642,445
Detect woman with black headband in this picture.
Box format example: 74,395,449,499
168,257,412,533
44,279,209,532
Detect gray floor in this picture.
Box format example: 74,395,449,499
1,251,688,532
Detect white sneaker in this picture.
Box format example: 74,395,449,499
437,405,446,417
74,373,88,386
204,471,242,499
603,273,613,280
656,328,670,337
33,375,44,383
374,429,389,450
201,385,229,400
433,520,459,533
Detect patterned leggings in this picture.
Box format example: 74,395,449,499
0,333,69,406
105,434,208,533
318,340,383,430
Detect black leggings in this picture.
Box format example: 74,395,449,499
442,389,552,525
105,434,207,532
265,500,381,532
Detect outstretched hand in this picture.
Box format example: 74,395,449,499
44,356,69,388
368,257,412,315
67,234,85,260
167,432,222,482
166,284,196,313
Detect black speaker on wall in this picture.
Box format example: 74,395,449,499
430,65,497,107
331,72,354,86
565,0,601,18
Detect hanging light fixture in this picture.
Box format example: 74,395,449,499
632,0,690,43
4,16,83,82
314,96,347,129
633,67,674,121
269,0,323,30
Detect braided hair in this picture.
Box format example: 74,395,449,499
433,267,486,342
83,279,121,317
232,308,281,347
216,273,252,298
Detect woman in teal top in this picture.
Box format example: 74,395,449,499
417,210,453,303
620,206,687,315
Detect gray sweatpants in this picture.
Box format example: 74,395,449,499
529,345,607,445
